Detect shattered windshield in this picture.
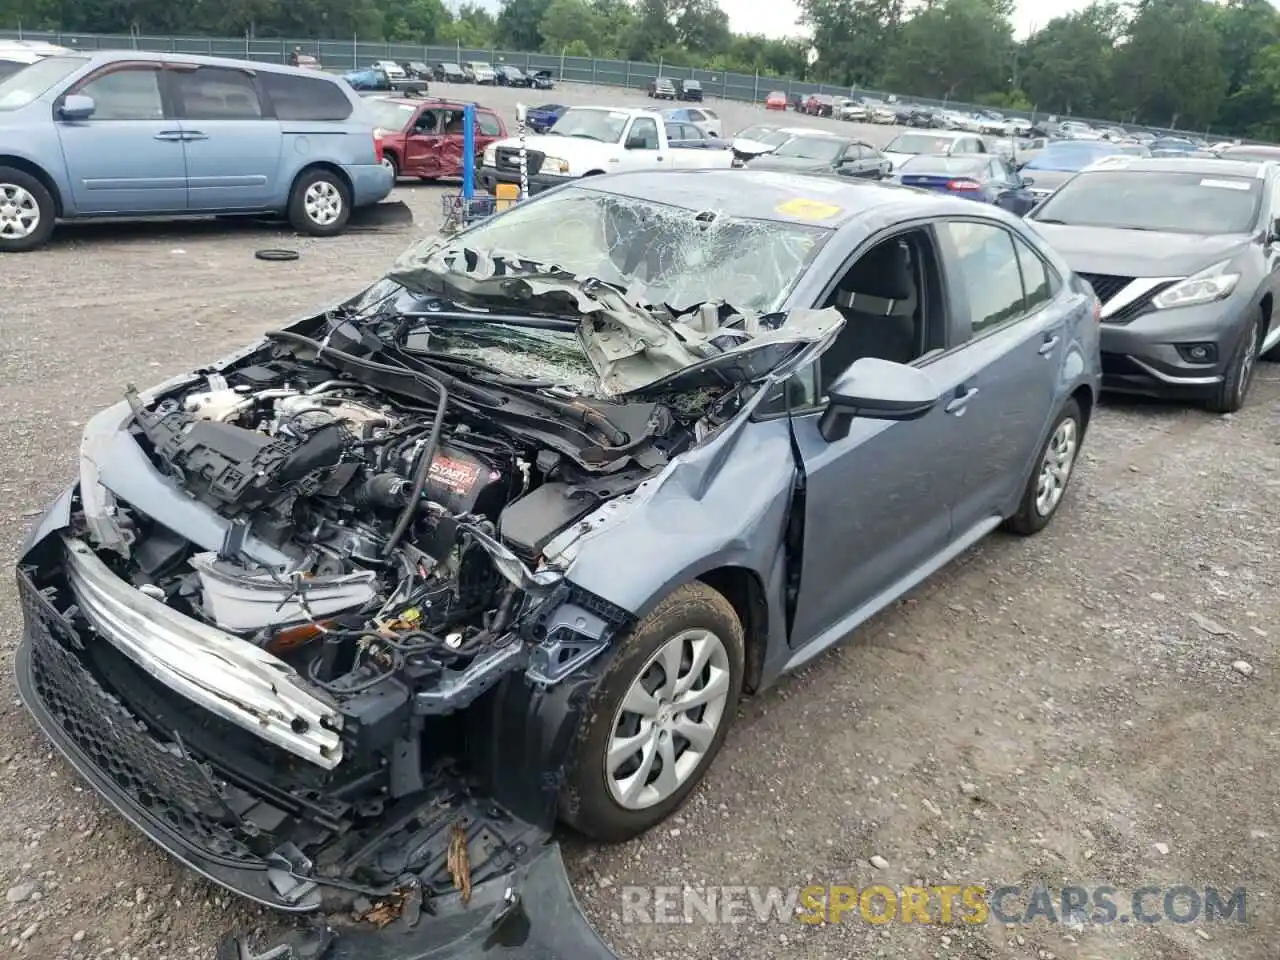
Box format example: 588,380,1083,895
774,136,844,161
547,107,630,143
396,183,831,315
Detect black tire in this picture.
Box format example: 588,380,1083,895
1004,398,1083,536
1260,316,1280,362
560,581,744,843
1206,319,1260,413
286,168,351,237
0,166,56,252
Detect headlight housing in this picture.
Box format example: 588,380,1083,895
482,144,497,166
1152,261,1240,310
541,156,569,174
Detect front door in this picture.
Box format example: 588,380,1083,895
55,62,188,214
618,116,664,171
932,218,1069,534
171,65,282,211
403,109,448,177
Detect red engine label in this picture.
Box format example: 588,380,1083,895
427,454,481,495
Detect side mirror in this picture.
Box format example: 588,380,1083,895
59,94,95,122
625,134,648,149
818,357,939,442
1268,217,1280,243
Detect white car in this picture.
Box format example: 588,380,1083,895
840,100,870,121
465,61,497,84
870,103,897,124
480,106,735,194
880,130,990,172
660,106,720,138
0,38,72,77
372,60,407,80
730,125,815,157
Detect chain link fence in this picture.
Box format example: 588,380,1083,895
1,27,1220,139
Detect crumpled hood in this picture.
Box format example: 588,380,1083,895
1023,222,1251,277
388,239,844,396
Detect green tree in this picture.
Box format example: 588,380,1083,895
1112,0,1226,128
1020,3,1120,115
538,0,603,53
496,0,551,51
881,0,1014,101
799,0,904,86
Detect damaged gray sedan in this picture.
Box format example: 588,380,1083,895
15,169,1100,958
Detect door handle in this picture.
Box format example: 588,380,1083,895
154,131,184,141
1038,335,1060,356
182,131,208,141
945,387,979,414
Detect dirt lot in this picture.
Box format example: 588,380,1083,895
2,85,1279,960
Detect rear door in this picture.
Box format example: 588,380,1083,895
931,218,1070,534
171,64,282,211
55,61,188,214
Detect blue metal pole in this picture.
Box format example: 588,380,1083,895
462,103,475,200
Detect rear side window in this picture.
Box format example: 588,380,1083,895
477,111,501,136
175,66,262,119
1013,234,1057,311
261,72,353,121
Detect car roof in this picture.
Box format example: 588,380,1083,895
893,129,971,140
1082,156,1269,177
383,96,496,111
574,169,994,227
49,48,346,78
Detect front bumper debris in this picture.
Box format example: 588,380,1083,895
220,843,614,959
16,561,617,956
60,533,344,769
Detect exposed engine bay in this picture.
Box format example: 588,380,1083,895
102,313,733,745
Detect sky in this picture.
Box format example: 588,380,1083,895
720,0,1089,40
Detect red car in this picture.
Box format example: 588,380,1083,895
765,90,787,111
364,96,507,180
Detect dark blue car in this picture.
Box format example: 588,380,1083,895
525,103,566,132
893,154,1037,215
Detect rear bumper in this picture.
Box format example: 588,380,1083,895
1099,295,1250,398
478,164,575,196
349,162,396,206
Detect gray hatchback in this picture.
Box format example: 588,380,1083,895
0,50,394,251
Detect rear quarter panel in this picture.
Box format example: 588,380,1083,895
275,88,391,207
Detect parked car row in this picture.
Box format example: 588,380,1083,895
646,76,703,101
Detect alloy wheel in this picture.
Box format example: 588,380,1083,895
0,183,40,240
605,628,732,810
303,181,343,226
1035,417,1078,517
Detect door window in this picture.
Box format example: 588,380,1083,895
413,110,443,134
687,109,704,121
943,221,1027,336
175,67,262,119
628,117,659,149
75,66,164,120
477,112,502,136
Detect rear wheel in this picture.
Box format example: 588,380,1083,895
560,582,744,842
382,152,400,180
1004,398,1083,536
287,168,351,237
0,166,56,253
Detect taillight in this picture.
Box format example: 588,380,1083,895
946,179,981,191
372,128,384,164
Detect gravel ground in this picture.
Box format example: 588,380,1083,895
2,83,1279,960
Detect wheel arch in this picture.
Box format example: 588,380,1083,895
289,161,353,201
0,155,65,216
696,566,770,694
1069,382,1094,438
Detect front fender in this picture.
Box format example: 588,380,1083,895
555,415,797,621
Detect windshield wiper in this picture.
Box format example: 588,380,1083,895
569,133,604,141
400,309,577,331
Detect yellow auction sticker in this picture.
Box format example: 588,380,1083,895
775,198,843,220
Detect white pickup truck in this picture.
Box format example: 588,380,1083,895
478,105,737,195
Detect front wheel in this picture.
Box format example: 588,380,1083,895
1207,320,1260,413
560,582,744,843
0,166,56,252
287,169,351,237
1004,398,1083,536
